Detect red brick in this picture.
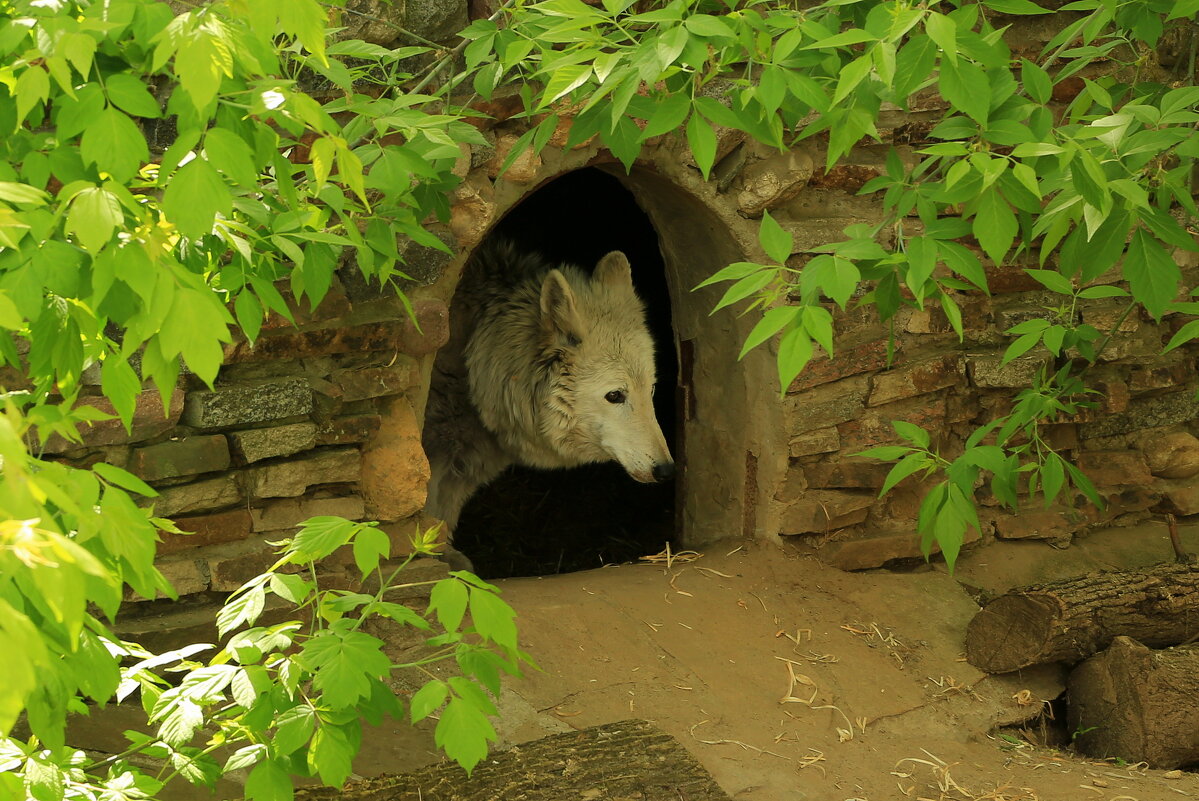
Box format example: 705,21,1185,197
1077,451,1152,488
41,389,185,452
161,509,254,554
316,415,382,446
788,340,891,393
396,299,449,356
868,354,963,406
778,490,874,535
131,435,230,482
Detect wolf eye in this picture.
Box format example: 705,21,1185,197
605,390,626,404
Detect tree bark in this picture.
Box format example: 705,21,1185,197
1067,636,1199,769
965,562,1199,674
297,719,732,801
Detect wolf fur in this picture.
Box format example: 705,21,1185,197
423,239,674,535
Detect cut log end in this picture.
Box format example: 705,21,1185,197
965,594,1059,674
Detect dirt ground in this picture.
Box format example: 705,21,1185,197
69,522,1199,800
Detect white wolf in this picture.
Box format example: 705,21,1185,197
423,239,675,537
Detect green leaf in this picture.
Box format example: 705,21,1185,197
80,108,148,183
833,53,874,104
685,114,717,180
924,13,957,65
176,25,234,110
711,270,774,313
739,306,800,359
0,290,22,329
0,182,49,205
985,0,1050,13
224,744,267,773
291,516,356,562
938,59,990,127
892,420,930,449
1163,318,1199,353
683,14,735,38
309,725,354,788
776,326,813,392
204,128,258,187
94,462,158,498
352,525,391,577
880,453,929,496
106,73,162,118
468,587,518,649
639,93,690,140
435,696,496,775
15,65,50,126
1025,269,1073,295
758,211,793,264
410,680,448,722
542,63,592,106
273,704,316,755
67,187,123,253
972,190,1017,266
245,760,293,801
429,578,469,632
1123,228,1180,320
1000,330,1044,365
693,262,768,290
303,630,390,708
163,158,232,238
1020,58,1051,103
216,584,267,636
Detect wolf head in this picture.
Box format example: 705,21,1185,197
538,251,675,484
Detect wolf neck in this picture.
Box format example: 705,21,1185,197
465,265,601,469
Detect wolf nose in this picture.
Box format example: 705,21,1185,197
652,462,675,482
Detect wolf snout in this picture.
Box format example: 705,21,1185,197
652,461,675,482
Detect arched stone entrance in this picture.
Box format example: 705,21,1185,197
425,151,788,575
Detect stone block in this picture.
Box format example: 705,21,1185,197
248,448,362,499
152,475,242,517
868,354,964,406
1076,451,1152,489
160,509,254,554
789,427,840,457
737,148,815,217
131,435,231,482
360,397,430,521
329,360,420,402
818,527,981,571
251,496,367,533
229,422,317,463
208,541,282,592
396,299,450,357
1157,476,1199,516
1129,362,1192,393
183,379,313,429
224,320,405,363
316,414,383,446
41,389,185,453
404,0,468,43
967,353,1052,388
788,340,891,393
992,508,1080,541
785,378,868,435
778,490,874,535
1144,432,1199,479
805,460,891,489
836,396,948,453
1082,391,1199,439
125,558,208,601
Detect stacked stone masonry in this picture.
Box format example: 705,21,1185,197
40,0,1199,640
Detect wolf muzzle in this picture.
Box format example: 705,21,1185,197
652,461,675,482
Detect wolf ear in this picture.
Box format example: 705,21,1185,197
540,269,585,343
593,251,632,287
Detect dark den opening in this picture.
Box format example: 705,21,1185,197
451,167,679,579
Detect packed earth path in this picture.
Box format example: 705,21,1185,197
68,525,1199,800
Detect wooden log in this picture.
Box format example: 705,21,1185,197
1067,636,1199,769
296,720,732,801
965,562,1199,674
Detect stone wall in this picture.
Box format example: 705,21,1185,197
35,0,1199,642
